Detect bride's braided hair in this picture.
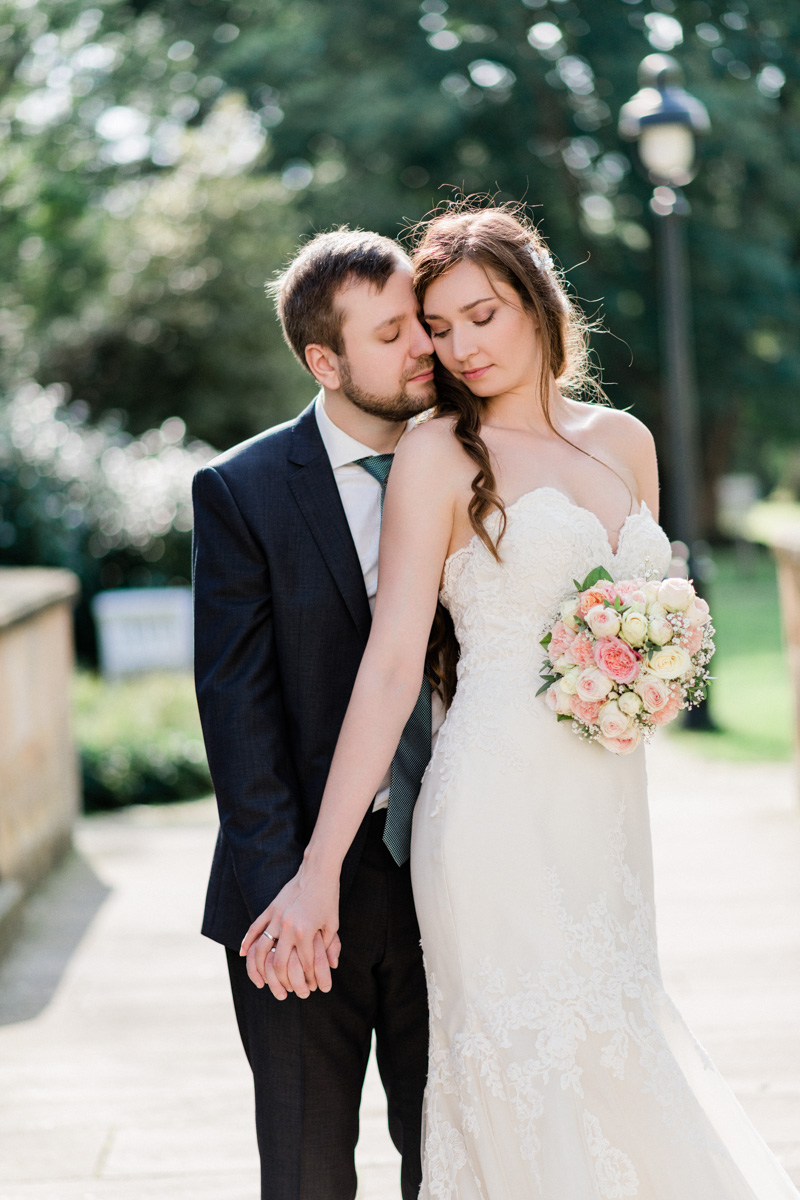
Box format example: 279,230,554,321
411,202,607,706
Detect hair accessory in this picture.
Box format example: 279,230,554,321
528,243,555,275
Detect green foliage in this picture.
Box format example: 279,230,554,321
1,0,797,472
74,670,211,809
671,545,793,760
0,380,213,654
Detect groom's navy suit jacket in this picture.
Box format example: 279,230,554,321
193,401,376,949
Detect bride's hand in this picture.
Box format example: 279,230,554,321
240,861,342,997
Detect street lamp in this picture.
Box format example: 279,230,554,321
619,53,710,550
619,54,713,728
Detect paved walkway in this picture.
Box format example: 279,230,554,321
1,737,799,1197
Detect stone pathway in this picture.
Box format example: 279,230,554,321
0,736,798,1197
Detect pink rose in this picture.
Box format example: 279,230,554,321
548,620,577,665
614,579,645,603
585,604,621,639
576,666,614,702
546,682,574,715
650,690,683,726
571,695,602,725
564,631,595,668
634,671,670,713
681,626,704,656
598,727,642,755
593,637,642,685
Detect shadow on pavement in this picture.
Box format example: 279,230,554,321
0,849,110,1025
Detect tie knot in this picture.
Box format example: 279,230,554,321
356,454,394,491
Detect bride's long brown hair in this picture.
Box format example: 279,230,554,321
413,202,609,708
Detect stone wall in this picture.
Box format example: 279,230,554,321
0,569,80,894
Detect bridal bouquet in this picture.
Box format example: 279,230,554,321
538,567,715,754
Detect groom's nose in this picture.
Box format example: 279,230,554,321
408,314,434,360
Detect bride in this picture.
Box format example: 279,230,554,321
242,205,798,1199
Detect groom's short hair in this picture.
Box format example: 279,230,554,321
270,227,408,373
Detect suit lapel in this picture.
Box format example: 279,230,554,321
287,405,372,642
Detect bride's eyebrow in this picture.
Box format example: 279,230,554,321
424,297,495,321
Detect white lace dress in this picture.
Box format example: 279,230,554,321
410,486,799,1200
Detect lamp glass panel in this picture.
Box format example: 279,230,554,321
638,123,694,182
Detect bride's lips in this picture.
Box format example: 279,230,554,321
462,365,491,381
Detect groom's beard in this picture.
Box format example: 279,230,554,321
338,355,436,422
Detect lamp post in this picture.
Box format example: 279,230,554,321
619,54,713,728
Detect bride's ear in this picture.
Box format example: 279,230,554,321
305,344,341,389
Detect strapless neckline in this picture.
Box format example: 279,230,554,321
442,485,653,588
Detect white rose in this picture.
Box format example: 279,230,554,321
647,616,674,646
646,601,667,620
648,645,693,680
657,577,696,613
642,581,662,603
560,595,581,631
557,667,581,696
618,690,642,716
685,597,711,627
546,682,574,715
620,610,648,646
597,700,631,739
585,604,621,639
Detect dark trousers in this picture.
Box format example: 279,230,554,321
226,810,429,1200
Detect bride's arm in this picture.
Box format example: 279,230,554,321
241,421,457,992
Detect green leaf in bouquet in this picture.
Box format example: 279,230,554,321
578,565,614,590
540,632,553,648
536,677,557,697
556,713,573,722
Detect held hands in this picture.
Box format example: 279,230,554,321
240,858,342,1001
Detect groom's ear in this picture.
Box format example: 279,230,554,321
305,343,341,389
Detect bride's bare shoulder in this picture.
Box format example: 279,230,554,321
394,412,469,471
573,401,655,468
388,413,474,515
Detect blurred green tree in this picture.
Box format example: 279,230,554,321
2,0,799,521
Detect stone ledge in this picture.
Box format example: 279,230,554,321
0,567,80,631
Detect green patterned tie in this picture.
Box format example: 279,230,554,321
356,454,433,866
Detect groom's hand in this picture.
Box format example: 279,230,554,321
245,931,339,1001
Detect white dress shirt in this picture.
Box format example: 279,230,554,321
314,395,444,811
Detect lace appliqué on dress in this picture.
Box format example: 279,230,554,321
420,802,709,1200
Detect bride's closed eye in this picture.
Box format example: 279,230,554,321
429,311,496,340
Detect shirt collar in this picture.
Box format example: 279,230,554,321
314,393,382,469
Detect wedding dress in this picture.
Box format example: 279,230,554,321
410,486,798,1200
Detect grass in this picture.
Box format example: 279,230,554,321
74,671,211,809
669,545,794,762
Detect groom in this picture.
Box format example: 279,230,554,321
192,228,438,1200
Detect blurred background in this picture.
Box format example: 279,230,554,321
0,0,798,811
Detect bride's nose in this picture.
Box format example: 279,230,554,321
451,323,479,363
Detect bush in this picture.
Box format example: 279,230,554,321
0,380,215,659
74,670,212,811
